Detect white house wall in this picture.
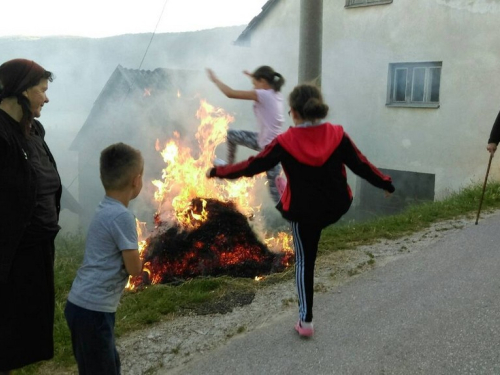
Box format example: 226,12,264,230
238,0,301,90
241,0,500,199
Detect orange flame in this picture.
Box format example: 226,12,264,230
152,99,261,227
127,99,293,289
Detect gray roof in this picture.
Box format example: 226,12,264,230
235,0,281,46
70,65,204,151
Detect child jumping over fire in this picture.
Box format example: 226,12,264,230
64,142,144,374
206,66,285,204
207,84,395,337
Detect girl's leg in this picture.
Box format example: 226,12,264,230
226,130,260,164
265,164,282,204
291,221,322,323
226,129,282,204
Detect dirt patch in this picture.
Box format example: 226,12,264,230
184,290,256,315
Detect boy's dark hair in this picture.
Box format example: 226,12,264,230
252,65,285,92
100,143,143,191
288,84,329,121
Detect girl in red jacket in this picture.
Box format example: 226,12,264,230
207,84,395,337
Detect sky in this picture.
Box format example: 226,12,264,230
3,0,268,38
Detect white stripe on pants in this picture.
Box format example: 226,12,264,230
290,220,322,322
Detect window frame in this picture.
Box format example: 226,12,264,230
386,61,442,109
345,0,393,8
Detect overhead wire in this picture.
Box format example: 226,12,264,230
139,0,169,70
66,0,169,191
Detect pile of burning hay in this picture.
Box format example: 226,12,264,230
126,100,294,289
130,198,293,287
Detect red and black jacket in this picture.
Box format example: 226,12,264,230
210,123,395,227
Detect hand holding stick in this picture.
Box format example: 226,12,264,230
475,152,494,225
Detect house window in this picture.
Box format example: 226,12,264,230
387,62,442,108
345,0,393,7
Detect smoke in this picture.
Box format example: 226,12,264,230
8,0,479,234
0,26,284,234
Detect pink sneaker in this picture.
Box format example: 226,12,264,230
295,321,314,337
275,176,287,196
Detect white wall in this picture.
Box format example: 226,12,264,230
237,0,301,93
243,0,500,199
323,0,500,198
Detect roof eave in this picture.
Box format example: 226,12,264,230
234,0,280,46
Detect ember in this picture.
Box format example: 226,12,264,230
129,198,293,287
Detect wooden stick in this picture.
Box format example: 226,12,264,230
475,153,494,225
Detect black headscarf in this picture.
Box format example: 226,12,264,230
0,58,52,136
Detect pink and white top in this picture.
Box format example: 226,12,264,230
254,89,284,149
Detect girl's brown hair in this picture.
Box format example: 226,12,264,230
252,66,285,92
288,84,329,121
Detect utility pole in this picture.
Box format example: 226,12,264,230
298,0,323,86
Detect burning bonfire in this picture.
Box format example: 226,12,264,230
128,100,293,289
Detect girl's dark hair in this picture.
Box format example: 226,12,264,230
252,65,285,92
0,59,53,136
288,84,329,121
100,142,143,191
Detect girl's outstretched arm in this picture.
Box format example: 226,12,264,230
206,68,258,101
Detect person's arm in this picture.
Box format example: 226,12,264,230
340,134,395,194
207,139,283,179
206,68,258,101
487,110,500,154
122,249,142,276
0,136,25,282
111,212,142,276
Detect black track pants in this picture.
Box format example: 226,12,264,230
290,221,322,323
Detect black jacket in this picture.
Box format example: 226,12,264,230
211,123,395,228
0,109,61,282
488,110,500,144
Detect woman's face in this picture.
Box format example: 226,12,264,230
24,78,49,118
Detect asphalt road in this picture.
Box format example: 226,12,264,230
167,213,500,375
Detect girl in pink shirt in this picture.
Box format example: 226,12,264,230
207,66,285,204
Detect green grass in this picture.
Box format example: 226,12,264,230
115,277,256,335
319,182,500,252
17,181,500,374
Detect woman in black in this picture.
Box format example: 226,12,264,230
207,84,395,337
0,59,61,374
